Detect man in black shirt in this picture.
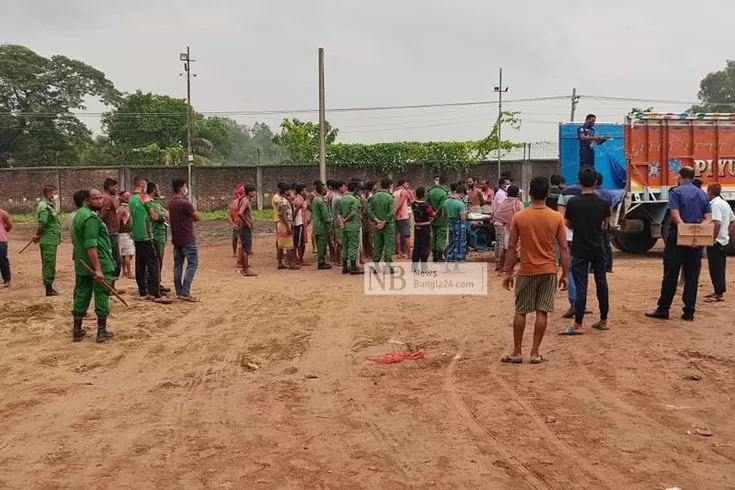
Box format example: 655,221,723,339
561,167,611,335
411,187,435,271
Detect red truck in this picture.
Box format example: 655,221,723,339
614,112,735,254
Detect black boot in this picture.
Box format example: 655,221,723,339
317,262,332,270
349,260,364,275
342,260,350,274
45,284,59,297
72,317,86,342
96,317,115,343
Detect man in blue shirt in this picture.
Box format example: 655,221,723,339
646,167,712,321
578,114,605,169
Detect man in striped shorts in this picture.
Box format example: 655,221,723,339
501,177,569,364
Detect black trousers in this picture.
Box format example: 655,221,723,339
580,148,595,168
412,226,431,266
604,232,613,272
657,230,702,316
109,234,121,281
572,255,609,324
0,241,10,284
134,240,161,298
707,242,728,296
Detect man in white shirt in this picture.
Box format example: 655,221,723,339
705,183,735,302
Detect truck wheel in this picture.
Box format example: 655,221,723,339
612,231,658,254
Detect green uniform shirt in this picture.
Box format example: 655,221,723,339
129,191,154,241
36,199,61,245
367,189,395,223
312,194,332,235
427,186,449,227
443,196,466,220
149,199,167,243
339,193,360,232
72,205,116,276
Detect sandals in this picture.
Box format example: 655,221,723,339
500,355,523,364
704,296,724,303
239,270,258,277
591,321,610,331
558,326,583,336
530,356,545,365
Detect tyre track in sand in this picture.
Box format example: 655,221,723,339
443,338,552,490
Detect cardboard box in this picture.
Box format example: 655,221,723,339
677,223,714,247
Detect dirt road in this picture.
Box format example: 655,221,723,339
1,221,733,489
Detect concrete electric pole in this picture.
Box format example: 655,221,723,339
493,68,509,181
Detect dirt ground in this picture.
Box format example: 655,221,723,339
1,220,734,490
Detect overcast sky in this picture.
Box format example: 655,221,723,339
5,0,733,147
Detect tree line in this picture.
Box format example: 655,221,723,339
2,44,731,169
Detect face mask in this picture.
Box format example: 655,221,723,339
183,187,189,196
52,194,59,201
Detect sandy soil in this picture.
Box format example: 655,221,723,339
1,220,734,490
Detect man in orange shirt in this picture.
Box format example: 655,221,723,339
502,177,569,364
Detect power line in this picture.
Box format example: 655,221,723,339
0,95,570,117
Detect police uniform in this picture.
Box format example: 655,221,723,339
312,194,332,268
578,124,596,168
426,185,449,261
339,192,361,273
71,205,116,342
648,181,712,320
36,198,61,294
367,189,396,268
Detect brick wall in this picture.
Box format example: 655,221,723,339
0,159,559,213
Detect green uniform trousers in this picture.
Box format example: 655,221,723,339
39,243,58,286
316,233,329,264
373,226,396,263
431,225,447,253
154,236,166,263
72,274,112,318
341,230,360,262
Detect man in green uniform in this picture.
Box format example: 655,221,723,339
367,178,396,274
311,181,333,270
146,182,171,293
71,189,115,343
129,176,171,304
34,185,62,296
339,181,364,275
426,175,450,262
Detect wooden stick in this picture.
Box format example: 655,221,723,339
80,262,129,307
18,239,34,255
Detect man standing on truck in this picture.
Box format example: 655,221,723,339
578,114,606,169
645,167,711,322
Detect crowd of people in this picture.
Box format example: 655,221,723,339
227,174,524,276
0,165,729,355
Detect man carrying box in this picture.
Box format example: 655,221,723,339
646,167,712,322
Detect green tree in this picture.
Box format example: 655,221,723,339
474,111,524,160
102,91,188,150
272,118,339,163
0,44,120,167
690,61,735,113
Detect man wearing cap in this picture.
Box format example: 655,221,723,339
33,185,62,296
71,188,116,343
646,167,711,321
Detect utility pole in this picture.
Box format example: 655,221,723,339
180,47,195,201
570,88,580,122
318,48,327,183
493,68,509,181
